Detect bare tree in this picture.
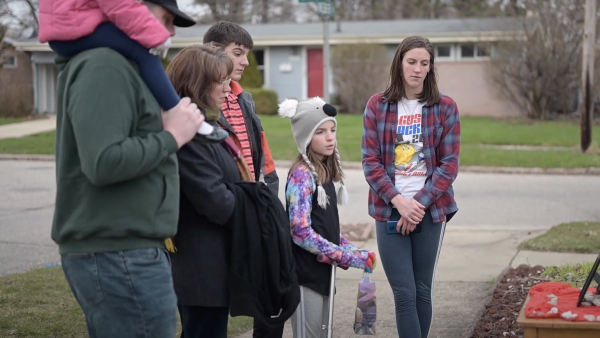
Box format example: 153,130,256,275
449,0,498,17
248,0,296,23
194,0,248,23
488,0,586,119
195,0,301,23
0,0,38,37
0,25,7,62
331,44,389,113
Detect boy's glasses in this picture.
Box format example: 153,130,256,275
219,78,232,89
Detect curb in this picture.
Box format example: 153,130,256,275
0,154,55,161
1,155,599,176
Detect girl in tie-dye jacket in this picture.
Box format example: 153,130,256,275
278,97,376,337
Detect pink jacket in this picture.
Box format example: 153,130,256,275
39,0,170,49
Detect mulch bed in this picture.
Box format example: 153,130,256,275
470,264,551,338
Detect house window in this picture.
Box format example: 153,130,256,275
254,49,265,86
459,44,491,60
460,45,475,58
2,55,17,68
436,45,451,58
477,45,491,57
434,44,453,61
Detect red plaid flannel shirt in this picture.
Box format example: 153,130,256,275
361,92,460,223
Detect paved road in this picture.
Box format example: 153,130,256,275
2,160,598,278
276,167,600,229
0,160,57,277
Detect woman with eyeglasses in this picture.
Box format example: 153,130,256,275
165,45,252,338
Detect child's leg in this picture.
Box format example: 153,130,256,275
49,22,179,111
291,286,328,338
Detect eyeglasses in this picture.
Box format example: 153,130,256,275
219,77,232,89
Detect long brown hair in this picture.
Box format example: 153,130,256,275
166,45,233,110
383,36,440,106
288,146,344,186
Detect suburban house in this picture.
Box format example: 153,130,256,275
8,17,526,116
0,39,34,117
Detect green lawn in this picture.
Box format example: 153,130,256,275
459,144,600,168
0,130,55,155
520,222,600,253
460,117,600,148
0,116,599,168
263,114,600,149
262,115,600,167
0,267,253,337
0,118,23,126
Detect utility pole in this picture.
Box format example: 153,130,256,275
300,0,335,101
323,14,330,102
580,0,596,152
317,0,334,102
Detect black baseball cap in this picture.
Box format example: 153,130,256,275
146,0,196,27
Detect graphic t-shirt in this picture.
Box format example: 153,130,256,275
394,99,427,199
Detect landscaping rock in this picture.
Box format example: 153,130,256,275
470,265,550,338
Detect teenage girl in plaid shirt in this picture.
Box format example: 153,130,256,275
361,36,461,338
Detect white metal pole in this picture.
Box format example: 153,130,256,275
323,15,330,102
325,263,336,337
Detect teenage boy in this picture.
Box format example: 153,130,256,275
203,21,279,198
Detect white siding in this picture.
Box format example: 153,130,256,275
37,64,58,114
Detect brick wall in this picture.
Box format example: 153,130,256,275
0,46,33,117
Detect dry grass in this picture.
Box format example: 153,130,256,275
0,266,254,337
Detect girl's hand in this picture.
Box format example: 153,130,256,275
396,217,417,235
364,252,377,273
391,195,425,224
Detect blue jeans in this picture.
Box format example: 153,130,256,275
61,247,177,338
375,209,445,338
49,22,179,111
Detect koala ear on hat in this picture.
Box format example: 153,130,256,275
278,98,299,119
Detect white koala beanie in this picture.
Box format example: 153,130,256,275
278,97,349,208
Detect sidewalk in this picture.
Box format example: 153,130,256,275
0,116,56,140
233,229,598,338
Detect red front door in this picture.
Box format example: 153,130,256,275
307,49,323,98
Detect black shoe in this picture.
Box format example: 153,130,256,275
193,123,229,144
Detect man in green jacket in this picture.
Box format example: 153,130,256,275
50,1,202,336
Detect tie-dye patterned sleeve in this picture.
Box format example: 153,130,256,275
339,234,359,250
286,165,368,269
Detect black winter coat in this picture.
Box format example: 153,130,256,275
170,139,241,307
226,182,300,327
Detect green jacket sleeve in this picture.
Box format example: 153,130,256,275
67,65,178,186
